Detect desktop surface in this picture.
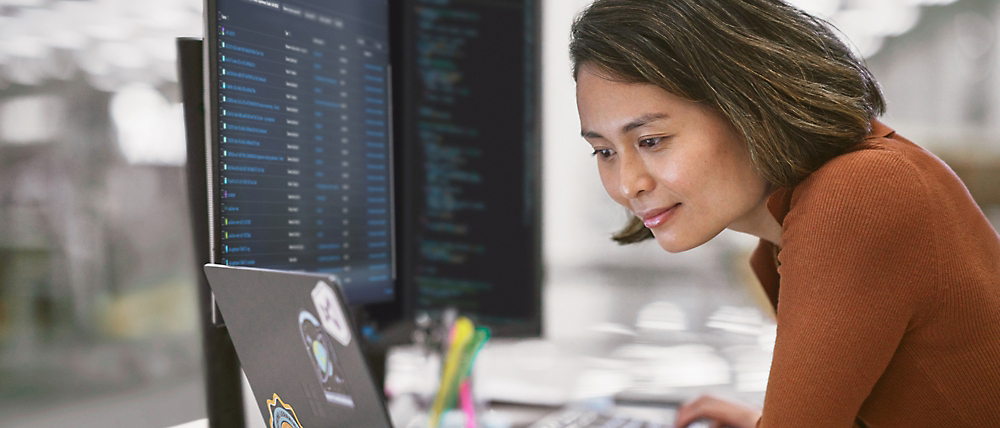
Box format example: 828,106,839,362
378,266,771,428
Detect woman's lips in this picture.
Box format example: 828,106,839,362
641,203,680,229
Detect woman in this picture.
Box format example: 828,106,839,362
570,0,1000,427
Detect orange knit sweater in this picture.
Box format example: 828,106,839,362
749,120,1000,427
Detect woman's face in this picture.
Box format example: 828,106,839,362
576,65,774,252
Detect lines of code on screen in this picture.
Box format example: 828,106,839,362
212,0,394,304
404,0,539,326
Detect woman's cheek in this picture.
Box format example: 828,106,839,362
598,164,624,205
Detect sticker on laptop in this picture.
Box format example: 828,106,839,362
266,393,304,428
310,280,352,346
299,309,355,408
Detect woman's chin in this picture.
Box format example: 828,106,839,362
653,234,690,253
652,231,710,253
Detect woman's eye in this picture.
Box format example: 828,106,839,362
591,148,613,158
639,137,663,147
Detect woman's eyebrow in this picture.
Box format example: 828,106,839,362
621,113,669,133
581,113,670,139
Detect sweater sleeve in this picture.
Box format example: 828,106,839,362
757,150,940,427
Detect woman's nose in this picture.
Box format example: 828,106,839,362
618,152,655,199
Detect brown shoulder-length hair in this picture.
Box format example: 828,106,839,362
570,0,886,244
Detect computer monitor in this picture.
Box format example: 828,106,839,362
204,0,541,336
204,0,395,306
392,0,542,337
192,0,540,425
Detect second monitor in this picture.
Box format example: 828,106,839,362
393,0,542,337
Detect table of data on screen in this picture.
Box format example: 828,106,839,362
213,0,393,299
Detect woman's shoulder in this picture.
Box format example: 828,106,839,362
791,134,936,216
778,124,966,248
811,129,934,183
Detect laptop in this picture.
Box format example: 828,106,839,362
203,265,393,428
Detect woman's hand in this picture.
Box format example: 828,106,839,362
674,395,761,428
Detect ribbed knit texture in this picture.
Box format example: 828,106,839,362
749,120,1000,427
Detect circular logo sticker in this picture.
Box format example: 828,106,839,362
299,310,355,407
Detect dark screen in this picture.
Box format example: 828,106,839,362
396,0,541,335
208,0,395,305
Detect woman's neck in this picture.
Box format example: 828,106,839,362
729,190,782,247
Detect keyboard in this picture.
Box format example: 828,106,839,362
528,408,670,428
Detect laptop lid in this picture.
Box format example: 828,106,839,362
203,264,393,428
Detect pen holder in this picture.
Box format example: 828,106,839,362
427,316,491,428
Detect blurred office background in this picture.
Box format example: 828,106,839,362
0,0,998,426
